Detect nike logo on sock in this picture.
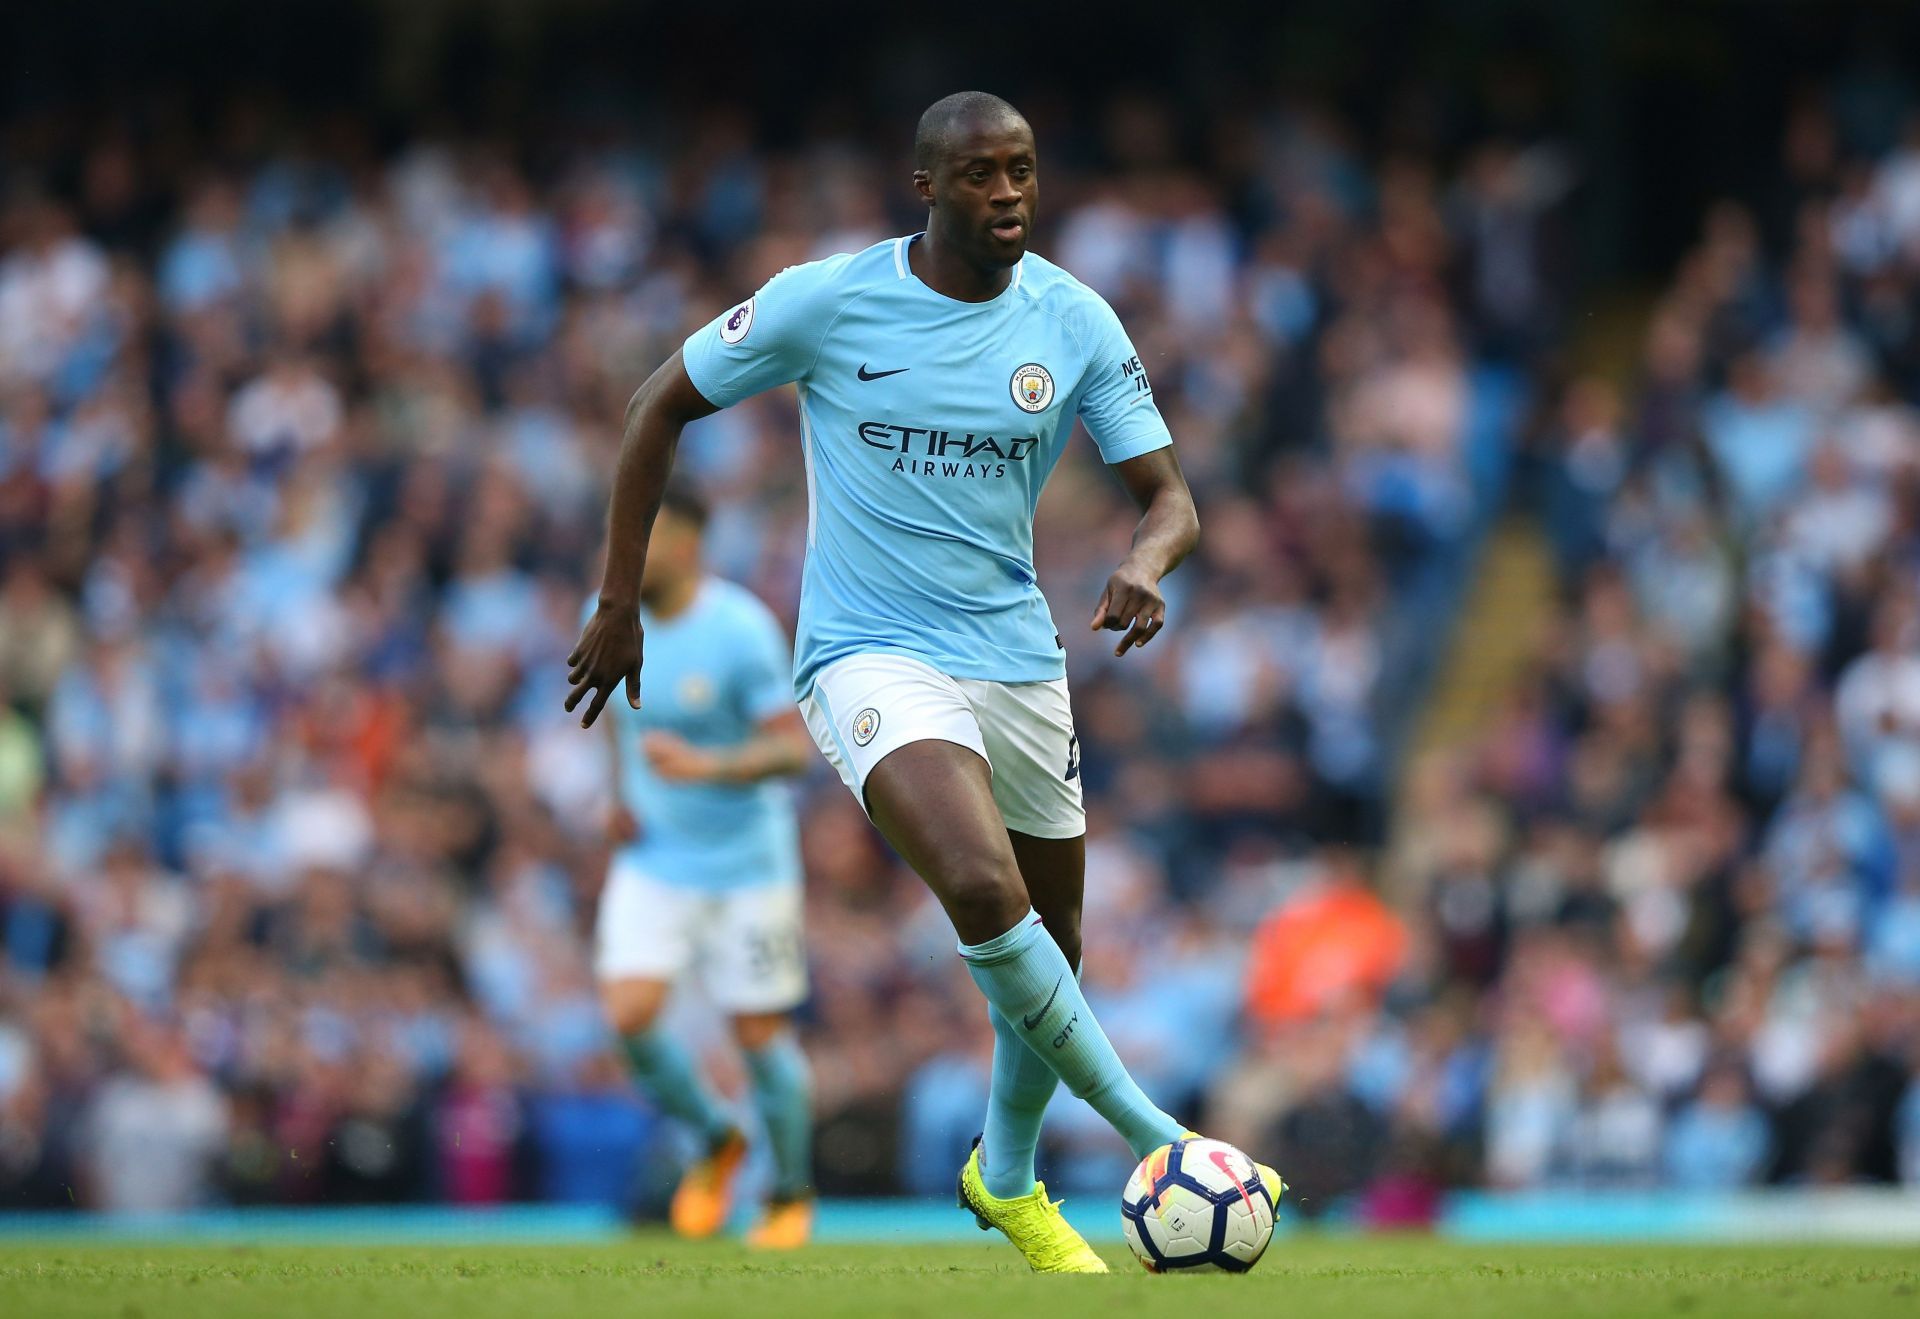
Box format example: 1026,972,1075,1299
1022,976,1064,1031
857,363,910,380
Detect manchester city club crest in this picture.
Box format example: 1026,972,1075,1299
852,707,881,746
1010,362,1054,413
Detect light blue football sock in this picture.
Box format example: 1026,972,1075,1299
744,1034,814,1202
961,911,1183,1161
980,955,1078,1201
621,1029,734,1147
983,1001,1062,1199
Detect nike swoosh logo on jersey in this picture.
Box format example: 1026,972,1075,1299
1022,975,1064,1031
857,363,910,380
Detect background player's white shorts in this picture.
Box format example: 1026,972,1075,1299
594,860,808,1014
799,652,1085,839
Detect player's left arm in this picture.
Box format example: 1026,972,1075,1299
645,597,812,783
1092,445,1199,656
643,711,812,784
1073,297,1200,656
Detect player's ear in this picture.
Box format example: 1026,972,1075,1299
912,169,934,205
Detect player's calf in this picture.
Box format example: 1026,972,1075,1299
602,974,741,1225
733,1013,814,1214
960,909,1184,1159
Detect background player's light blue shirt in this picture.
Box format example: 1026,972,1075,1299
681,234,1174,697
590,578,801,891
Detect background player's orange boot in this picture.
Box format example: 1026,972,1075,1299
668,1130,748,1238
745,1197,814,1249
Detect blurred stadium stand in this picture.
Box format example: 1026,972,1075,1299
2,1,1919,1225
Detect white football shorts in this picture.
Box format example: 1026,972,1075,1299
798,652,1085,839
594,859,808,1013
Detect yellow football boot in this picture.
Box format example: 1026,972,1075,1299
957,1138,1109,1274
668,1129,749,1239
745,1197,815,1249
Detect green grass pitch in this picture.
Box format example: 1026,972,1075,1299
3,1237,1916,1318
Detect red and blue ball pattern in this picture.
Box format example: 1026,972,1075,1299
1120,1137,1277,1273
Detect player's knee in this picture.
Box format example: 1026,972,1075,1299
940,853,1031,942
730,1012,790,1052
601,980,668,1036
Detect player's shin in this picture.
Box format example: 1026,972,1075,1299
960,913,1182,1159
621,1029,735,1147
744,1034,813,1202
980,984,1067,1199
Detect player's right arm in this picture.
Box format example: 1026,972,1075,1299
567,351,716,728
567,262,842,728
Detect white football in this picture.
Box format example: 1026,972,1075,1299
1120,1137,1278,1273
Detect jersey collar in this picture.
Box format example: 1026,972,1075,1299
894,233,1025,301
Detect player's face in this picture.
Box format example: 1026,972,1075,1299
926,119,1037,269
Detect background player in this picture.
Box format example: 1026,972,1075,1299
568,90,1278,1272
590,481,817,1248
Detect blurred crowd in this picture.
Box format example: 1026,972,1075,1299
1281,93,1920,1213
8,74,1912,1220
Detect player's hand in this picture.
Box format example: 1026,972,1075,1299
1091,560,1167,656
607,804,641,844
643,732,726,782
566,601,643,728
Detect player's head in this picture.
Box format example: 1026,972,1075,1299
912,91,1036,270
640,478,710,604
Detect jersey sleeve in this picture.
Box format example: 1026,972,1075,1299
681,258,847,408
729,597,797,723
1073,296,1174,464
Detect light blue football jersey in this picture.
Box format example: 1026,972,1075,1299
681,234,1173,697
590,578,801,891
